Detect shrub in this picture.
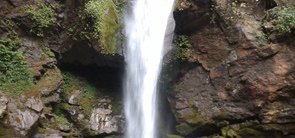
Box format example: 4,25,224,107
84,0,121,55
0,35,33,94
275,6,295,33
175,35,193,60
25,1,56,36
164,35,194,64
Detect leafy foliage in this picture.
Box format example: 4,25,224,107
0,36,33,94
62,72,96,100
164,35,194,64
83,0,121,55
25,1,56,36
175,35,193,60
275,6,295,33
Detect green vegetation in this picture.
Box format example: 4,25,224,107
275,6,295,33
52,104,69,125
176,35,193,60
176,123,197,136
25,0,55,37
175,35,194,61
62,72,97,115
221,126,238,138
165,35,194,64
62,72,97,99
0,35,33,94
83,0,121,55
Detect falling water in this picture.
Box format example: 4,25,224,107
124,0,175,138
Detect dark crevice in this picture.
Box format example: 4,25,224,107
59,42,124,68
187,124,219,137
58,63,123,94
260,0,277,10
5,0,16,7
85,133,122,138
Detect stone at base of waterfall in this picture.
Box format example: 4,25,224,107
0,92,8,118
90,108,123,134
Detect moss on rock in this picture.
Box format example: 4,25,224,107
220,126,238,138
62,72,97,115
24,0,56,37
82,0,121,55
176,123,198,136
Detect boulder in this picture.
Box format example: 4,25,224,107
7,103,39,136
68,90,82,105
25,97,44,112
90,108,122,134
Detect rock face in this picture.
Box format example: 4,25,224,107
63,96,124,136
0,0,294,137
0,0,124,137
25,97,44,112
90,105,123,134
7,108,39,136
166,0,295,137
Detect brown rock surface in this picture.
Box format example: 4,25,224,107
168,0,295,137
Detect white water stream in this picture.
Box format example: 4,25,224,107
124,0,175,138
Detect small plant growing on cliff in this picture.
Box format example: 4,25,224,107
83,0,121,55
164,35,194,64
274,6,295,33
0,35,33,94
176,35,193,60
25,0,56,37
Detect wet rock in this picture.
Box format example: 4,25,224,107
25,97,44,112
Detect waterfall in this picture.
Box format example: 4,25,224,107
124,0,175,138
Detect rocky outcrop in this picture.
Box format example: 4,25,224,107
0,0,124,137
62,95,124,136
7,105,39,136
167,0,295,137
89,99,124,134
0,0,294,137
25,97,44,112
